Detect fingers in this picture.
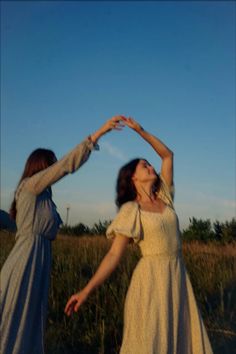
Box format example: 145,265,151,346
64,295,78,316
112,115,127,122
122,118,135,127
126,116,135,124
74,301,82,313
109,115,126,130
64,290,88,316
64,302,74,317
124,117,141,130
113,122,125,130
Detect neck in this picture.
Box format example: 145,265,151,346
136,183,155,203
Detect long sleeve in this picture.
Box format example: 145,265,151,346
22,138,96,195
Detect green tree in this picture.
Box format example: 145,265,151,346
72,223,91,236
59,223,91,236
213,220,223,241
90,220,111,235
182,217,214,242
221,218,236,243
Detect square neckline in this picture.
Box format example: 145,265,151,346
136,201,169,216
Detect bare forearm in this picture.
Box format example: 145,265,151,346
82,251,121,296
137,127,173,159
90,126,107,144
64,235,129,316
124,117,174,185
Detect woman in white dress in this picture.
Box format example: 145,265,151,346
65,117,213,354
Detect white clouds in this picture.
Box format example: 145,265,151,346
100,141,127,162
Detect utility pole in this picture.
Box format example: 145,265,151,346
65,204,70,225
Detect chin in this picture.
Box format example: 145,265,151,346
150,174,158,181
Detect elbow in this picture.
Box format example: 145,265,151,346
164,150,174,159
168,150,174,157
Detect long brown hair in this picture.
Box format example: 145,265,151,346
9,148,56,220
115,158,160,208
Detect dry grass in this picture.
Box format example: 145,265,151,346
1,231,235,353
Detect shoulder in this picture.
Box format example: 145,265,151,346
120,200,139,211
106,200,142,242
110,200,140,226
118,201,140,216
16,178,29,198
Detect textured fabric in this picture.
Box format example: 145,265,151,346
107,201,142,243
0,139,95,354
106,176,213,354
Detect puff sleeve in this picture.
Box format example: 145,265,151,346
106,201,142,243
157,174,175,209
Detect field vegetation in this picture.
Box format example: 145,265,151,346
0,223,236,354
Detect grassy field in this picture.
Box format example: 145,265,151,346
1,230,236,354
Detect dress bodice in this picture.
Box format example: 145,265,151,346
138,206,181,257
106,175,181,257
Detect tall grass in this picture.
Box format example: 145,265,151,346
0,231,235,353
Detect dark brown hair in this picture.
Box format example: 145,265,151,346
9,148,56,220
115,158,160,208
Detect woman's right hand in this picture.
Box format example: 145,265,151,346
90,115,126,144
100,115,126,134
64,289,89,316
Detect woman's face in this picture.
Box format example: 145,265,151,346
132,159,157,184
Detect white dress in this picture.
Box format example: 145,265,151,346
106,176,213,354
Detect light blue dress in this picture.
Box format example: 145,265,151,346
0,139,95,354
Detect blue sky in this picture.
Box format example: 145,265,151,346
1,1,235,229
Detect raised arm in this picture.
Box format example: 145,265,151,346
25,116,125,195
89,115,125,144
64,234,129,316
124,117,174,187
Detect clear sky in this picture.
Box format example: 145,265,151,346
1,1,235,229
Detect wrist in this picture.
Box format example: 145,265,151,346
83,285,93,297
135,126,144,134
87,135,100,150
94,125,108,139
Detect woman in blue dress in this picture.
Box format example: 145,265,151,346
0,116,124,354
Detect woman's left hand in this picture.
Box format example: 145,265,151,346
123,117,143,133
64,290,89,316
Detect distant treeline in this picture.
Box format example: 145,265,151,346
59,220,112,237
59,217,236,243
182,217,236,243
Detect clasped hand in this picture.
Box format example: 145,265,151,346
101,115,143,134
